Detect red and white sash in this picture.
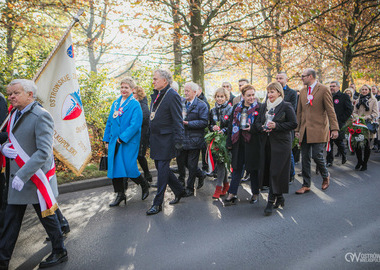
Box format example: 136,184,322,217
8,110,58,217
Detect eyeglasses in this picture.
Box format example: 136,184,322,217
301,74,310,78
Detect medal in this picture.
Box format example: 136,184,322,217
150,111,156,120
113,111,119,118
307,94,314,105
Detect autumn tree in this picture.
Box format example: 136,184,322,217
304,0,380,90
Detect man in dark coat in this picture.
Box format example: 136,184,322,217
177,82,208,196
196,84,210,173
222,82,235,105
276,72,297,183
326,81,353,166
146,70,186,215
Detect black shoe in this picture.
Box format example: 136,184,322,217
109,192,126,207
0,260,9,270
360,164,367,171
146,205,162,215
326,162,332,167
39,250,68,268
197,173,206,189
355,163,362,170
224,196,238,206
274,196,285,209
250,194,259,204
342,155,347,165
170,167,179,174
141,185,149,200
183,188,194,197
264,202,274,216
169,190,186,205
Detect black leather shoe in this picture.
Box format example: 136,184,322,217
39,250,68,268
146,205,162,215
355,163,362,170
342,155,347,165
183,188,194,197
326,162,332,167
264,202,274,216
0,260,9,270
197,173,206,189
169,190,186,204
109,192,126,207
274,196,285,209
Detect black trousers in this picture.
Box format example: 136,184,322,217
355,140,371,165
177,149,202,191
153,160,184,206
137,155,150,176
326,131,346,163
0,204,65,262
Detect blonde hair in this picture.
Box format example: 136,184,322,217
359,84,374,98
343,87,354,101
266,82,284,97
120,77,136,89
133,86,146,101
214,87,230,100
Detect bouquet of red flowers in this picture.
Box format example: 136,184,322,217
343,117,370,152
205,131,231,172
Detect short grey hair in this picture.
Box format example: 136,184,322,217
154,69,173,85
330,80,340,87
8,79,37,98
171,81,179,92
184,82,198,92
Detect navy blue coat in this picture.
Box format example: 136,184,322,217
183,97,208,150
149,86,184,160
283,85,298,112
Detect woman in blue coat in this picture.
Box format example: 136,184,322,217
103,78,149,207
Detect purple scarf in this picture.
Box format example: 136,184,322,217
231,100,259,144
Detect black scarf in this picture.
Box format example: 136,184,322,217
356,93,371,111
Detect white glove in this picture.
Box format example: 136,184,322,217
12,176,24,191
1,143,18,159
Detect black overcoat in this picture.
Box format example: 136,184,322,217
254,101,297,194
138,96,150,156
149,86,184,160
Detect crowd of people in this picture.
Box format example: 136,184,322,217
102,68,379,217
0,69,379,269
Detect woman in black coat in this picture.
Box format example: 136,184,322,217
225,84,261,205
133,86,152,182
254,82,297,216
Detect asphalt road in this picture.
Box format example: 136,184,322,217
8,152,380,270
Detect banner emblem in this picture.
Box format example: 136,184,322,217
62,90,83,120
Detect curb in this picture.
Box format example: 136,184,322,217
58,169,159,194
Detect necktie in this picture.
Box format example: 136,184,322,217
15,110,22,122
308,86,312,95
186,102,190,110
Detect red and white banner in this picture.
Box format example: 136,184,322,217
35,34,91,175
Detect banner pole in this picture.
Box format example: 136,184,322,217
33,9,84,82
0,9,84,132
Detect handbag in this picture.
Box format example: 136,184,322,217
99,155,108,171
365,119,379,134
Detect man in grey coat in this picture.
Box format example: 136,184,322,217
0,79,67,270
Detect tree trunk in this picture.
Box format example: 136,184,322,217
5,0,15,63
190,0,204,88
171,0,182,79
341,0,358,91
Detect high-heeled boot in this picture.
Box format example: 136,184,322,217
264,200,275,216
361,145,370,171
221,182,230,196
131,175,150,200
109,192,126,207
355,147,363,170
274,195,285,209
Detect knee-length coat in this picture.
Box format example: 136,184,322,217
254,101,297,194
103,94,142,179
